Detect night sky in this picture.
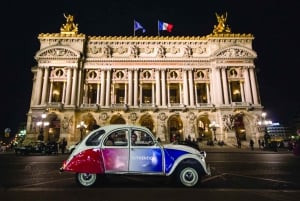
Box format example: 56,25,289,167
1,0,299,135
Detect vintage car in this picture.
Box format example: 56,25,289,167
59,125,210,187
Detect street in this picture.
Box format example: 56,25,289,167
0,149,299,201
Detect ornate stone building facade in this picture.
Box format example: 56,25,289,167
26,14,264,145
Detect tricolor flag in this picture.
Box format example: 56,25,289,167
134,20,146,35
158,20,174,32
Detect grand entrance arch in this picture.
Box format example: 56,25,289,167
46,112,61,142
234,113,246,141
197,115,212,141
110,114,126,124
82,113,99,132
168,115,183,142
139,114,154,133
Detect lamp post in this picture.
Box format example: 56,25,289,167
77,121,87,141
37,113,49,141
209,121,220,141
257,112,272,148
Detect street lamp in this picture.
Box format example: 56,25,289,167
37,113,49,141
257,112,272,147
77,121,87,141
209,121,220,141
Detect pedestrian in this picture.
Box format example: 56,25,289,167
249,139,254,151
61,138,67,154
258,139,262,150
261,140,265,149
237,138,241,148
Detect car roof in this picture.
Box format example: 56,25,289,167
97,124,151,132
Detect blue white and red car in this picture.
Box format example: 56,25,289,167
59,124,211,187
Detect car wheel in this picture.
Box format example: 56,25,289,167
176,164,200,187
76,173,97,187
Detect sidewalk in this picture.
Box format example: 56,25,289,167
199,142,292,154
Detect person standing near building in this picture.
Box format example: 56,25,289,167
61,138,67,154
249,139,254,151
258,139,262,150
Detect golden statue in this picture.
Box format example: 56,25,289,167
213,12,231,34
60,13,78,34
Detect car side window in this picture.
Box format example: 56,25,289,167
104,129,128,146
131,130,154,146
86,130,105,146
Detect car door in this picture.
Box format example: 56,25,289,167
102,128,129,173
129,129,163,173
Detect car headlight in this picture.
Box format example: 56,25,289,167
200,151,207,158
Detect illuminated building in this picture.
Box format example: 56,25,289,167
25,13,265,145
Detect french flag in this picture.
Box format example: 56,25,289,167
158,20,174,32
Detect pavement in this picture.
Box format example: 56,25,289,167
0,144,294,155
199,142,293,154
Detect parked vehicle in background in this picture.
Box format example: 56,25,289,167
15,141,46,155
60,124,211,188
45,141,59,155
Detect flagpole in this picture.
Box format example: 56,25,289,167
158,20,160,36
133,19,135,36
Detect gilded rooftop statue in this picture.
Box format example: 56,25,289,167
213,12,231,34
60,13,79,34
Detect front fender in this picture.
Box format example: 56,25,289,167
166,153,207,176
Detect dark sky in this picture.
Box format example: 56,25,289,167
1,0,299,134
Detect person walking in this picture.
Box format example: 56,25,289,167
61,138,67,154
249,139,254,151
237,138,241,148
258,139,262,150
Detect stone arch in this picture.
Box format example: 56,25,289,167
139,114,154,133
214,45,257,59
168,114,183,142
46,112,61,142
232,112,247,141
197,114,211,141
110,114,126,124
35,45,81,59
82,113,98,133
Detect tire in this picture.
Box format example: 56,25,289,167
176,164,200,187
76,173,97,187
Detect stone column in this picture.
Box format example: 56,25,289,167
96,83,100,105
139,84,143,105
100,70,105,106
206,83,211,104
128,69,133,106
152,83,155,106
35,68,44,105
161,69,166,106
105,70,111,106
183,70,189,105
134,70,138,106
249,67,259,104
65,68,72,105
221,67,229,105
240,81,245,102
155,70,161,106
188,69,194,106
243,67,252,103
48,81,53,103
71,68,78,106
62,82,66,104
41,68,49,105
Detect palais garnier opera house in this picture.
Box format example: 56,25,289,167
25,13,264,146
